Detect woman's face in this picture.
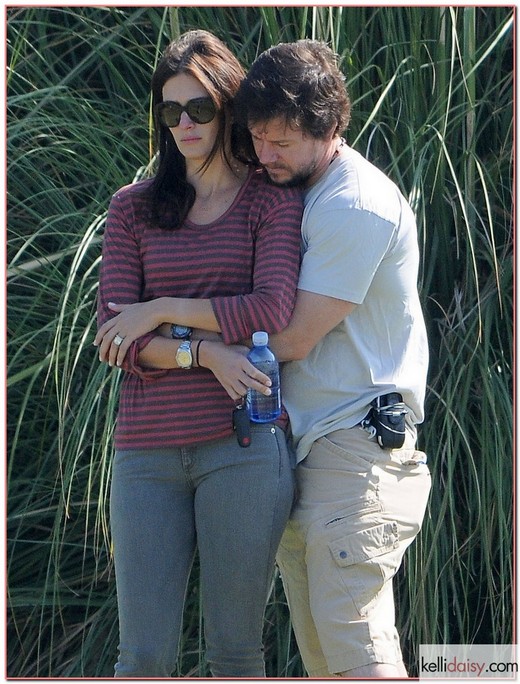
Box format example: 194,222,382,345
162,73,220,165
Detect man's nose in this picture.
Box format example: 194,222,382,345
255,141,278,164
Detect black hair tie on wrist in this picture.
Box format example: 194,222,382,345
195,340,203,367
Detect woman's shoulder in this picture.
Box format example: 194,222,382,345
111,177,155,206
246,167,302,204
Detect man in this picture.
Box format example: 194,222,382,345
230,40,432,678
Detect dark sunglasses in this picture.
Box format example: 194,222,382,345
155,97,217,128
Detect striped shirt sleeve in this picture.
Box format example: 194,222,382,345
211,181,303,344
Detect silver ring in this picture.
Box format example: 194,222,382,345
113,334,125,347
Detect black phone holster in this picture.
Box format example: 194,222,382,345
368,393,408,449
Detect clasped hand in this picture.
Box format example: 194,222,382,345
94,300,161,367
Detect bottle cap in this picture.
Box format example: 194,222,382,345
252,331,269,346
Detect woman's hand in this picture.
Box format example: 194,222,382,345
199,340,272,402
94,300,163,367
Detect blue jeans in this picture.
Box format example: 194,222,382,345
110,425,294,678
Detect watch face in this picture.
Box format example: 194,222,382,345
172,324,192,339
176,350,192,368
176,341,192,368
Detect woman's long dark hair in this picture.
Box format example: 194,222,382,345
149,30,245,230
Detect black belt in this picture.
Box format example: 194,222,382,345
372,392,403,408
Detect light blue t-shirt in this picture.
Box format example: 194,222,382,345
282,145,429,462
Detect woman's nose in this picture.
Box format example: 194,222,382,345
178,110,195,128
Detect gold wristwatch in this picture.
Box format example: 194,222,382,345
175,340,193,369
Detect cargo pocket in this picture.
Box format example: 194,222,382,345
328,521,400,616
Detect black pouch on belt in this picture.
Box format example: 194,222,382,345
370,393,408,449
233,403,251,448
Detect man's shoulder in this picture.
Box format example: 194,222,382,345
306,146,405,223
331,146,396,196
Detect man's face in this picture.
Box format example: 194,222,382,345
248,117,332,188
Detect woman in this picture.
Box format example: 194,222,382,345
95,31,302,677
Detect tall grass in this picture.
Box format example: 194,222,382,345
7,6,513,677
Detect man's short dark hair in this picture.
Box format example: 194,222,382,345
234,39,351,142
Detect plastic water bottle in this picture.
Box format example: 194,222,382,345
246,331,281,423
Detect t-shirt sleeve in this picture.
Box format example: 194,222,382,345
297,205,396,304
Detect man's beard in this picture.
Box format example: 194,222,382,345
263,163,316,188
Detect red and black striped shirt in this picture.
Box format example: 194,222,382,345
97,168,303,449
